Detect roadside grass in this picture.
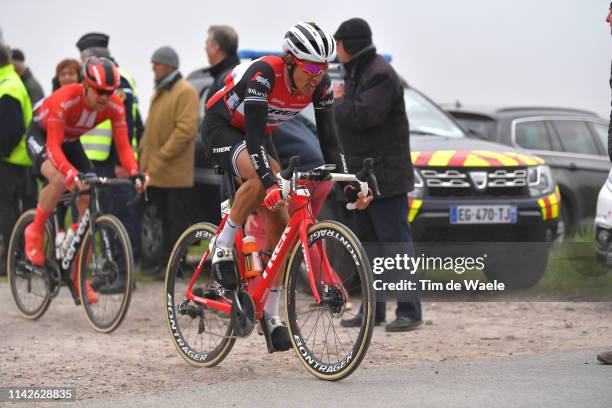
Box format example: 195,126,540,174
414,228,612,299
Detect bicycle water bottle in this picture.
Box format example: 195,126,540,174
55,229,65,259
61,223,78,257
242,236,262,279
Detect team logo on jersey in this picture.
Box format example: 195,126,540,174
247,88,266,98
251,72,272,90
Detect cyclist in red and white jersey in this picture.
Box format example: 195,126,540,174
24,57,147,279
203,22,372,350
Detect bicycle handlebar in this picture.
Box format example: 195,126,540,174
62,173,147,207
278,156,380,211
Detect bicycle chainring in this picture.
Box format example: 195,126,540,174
230,290,256,337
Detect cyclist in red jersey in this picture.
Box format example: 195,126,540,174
24,58,147,297
203,22,372,351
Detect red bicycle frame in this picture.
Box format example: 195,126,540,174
183,185,341,320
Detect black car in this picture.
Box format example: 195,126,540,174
444,106,610,238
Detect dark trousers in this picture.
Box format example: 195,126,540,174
92,161,142,261
352,194,422,321
0,161,27,270
147,187,194,264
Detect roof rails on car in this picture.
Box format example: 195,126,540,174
238,49,393,63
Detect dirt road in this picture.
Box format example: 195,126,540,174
0,282,610,401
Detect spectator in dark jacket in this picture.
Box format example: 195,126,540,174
11,49,44,105
598,2,612,366
334,17,421,332
204,25,240,103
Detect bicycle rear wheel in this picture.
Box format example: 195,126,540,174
7,209,54,320
164,222,236,367
79,215,133,333
285,220,375,381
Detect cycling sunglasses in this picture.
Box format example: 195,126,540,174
92,88,114,96
293,58,328,76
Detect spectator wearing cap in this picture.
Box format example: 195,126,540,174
333,18,421,332
0,41,32,275
139,46,199,279
74,32,144,263
11,48,44,105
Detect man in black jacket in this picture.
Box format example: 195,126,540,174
204,25,240,104
598,2,612,366
334,18,422,332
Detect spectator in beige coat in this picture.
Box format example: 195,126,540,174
140,46,199,278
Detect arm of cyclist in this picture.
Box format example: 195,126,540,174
109,100,147,192
243,64,285,210
46,119,83,191
313,77,372,210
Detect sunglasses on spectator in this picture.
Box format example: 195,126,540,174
293,58,328,76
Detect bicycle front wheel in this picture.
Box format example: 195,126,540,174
79,215,133,333
7,209,53,320
164,222,236,367
284,220,375,381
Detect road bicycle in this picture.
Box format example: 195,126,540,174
7,174,140,333
164,157,378,380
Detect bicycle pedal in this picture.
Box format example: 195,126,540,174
259,314,292,353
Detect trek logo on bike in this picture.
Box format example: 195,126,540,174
262,226,291,278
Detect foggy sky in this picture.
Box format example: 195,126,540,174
2,0,610,119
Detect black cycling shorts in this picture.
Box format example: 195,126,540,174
25,122,94,174
203,112,279,179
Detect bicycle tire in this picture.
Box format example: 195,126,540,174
164,222,236,367
78,214,133,333
7,209,53,320
284,220,375,381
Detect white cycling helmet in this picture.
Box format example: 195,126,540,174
282,22,336,64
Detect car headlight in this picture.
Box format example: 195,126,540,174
408,168,425,198
528,165,554,197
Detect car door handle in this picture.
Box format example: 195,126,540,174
568,162,578,171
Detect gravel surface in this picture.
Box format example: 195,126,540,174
1,281,610,402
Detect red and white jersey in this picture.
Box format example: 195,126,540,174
206,56,333,134
32,83,137,176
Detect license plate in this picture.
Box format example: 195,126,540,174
450,205,517,224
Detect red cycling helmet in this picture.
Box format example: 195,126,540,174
82,57,119,91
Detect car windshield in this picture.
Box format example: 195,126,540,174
404,88,464,138
453,117,497,140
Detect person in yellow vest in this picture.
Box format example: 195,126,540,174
0,41,32,275
75,33,144,262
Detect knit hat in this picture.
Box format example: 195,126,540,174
151,46,179,68
334,18,373,54
11,48,24,62
76,32,109,51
